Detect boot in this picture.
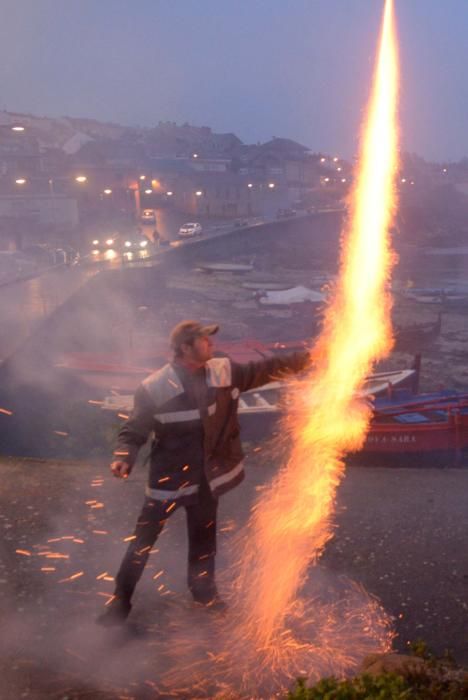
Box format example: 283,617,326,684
96,596,132,626
191,586,227,612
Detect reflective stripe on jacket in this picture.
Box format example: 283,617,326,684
114,352,310,504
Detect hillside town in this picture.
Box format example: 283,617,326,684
2,1,468,696
1,109,468,264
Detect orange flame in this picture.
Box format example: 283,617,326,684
231,0,399,659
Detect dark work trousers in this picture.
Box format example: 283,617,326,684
115,476,218,603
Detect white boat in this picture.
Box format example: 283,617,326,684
101,368,416,415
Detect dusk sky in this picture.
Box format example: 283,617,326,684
0,0,467,161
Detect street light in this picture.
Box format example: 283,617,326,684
247,183,253,189
195,190,203,197
139,175,146,181
75,175,87,183
166,191,173,196
11,125,25,132
15,178,26,185
144,188,152,194
103,188,112,195
268,182,275,189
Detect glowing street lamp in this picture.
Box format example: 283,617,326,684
192,153,199,159
166,191,173,196
103,188,112,195
75,175,87,183
144,188,153,194
11,125,25,132
195,190,203,197
267,182,275,189
15,178,26,185
139,175,146,181
247,183,253,189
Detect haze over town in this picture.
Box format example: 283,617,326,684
0,0,467,160
1,2,468,698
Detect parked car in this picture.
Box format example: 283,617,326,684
140,209,156,224
178,222,203,237
276,208,297,219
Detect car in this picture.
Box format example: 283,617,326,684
276,208,297,219
121,233,152,260
141,209,156,224
91,235,120,252
178,222,203,237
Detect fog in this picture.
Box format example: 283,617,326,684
1,0,468,696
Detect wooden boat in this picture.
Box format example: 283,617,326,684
403,288,468,306
56,338,417,379
359,392,468,466
196,262,254,273
100,368,417,415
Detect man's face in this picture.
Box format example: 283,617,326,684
183,334,214,364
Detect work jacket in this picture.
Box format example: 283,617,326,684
114,352,310,504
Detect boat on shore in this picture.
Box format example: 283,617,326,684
101,366,418,421
359,392,468,466
98,356,468,465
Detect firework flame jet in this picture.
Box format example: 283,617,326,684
230,0,399,664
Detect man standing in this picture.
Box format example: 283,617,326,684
97,320,311,625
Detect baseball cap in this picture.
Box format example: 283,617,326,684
170,320,219,350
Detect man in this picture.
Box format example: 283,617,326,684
97,320,311,625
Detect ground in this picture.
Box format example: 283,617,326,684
1,454,467,699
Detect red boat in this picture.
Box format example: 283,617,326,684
358,393,468,466
54,341,417,395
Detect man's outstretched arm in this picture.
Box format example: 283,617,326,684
231,349,316,394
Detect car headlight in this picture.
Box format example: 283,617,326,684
124,241,132,247
106,238,114,246
140,240,148,248
92,239,99,246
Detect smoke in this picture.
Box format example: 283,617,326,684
0,266,169,458
0,441,395,700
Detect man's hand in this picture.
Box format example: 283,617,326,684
110,460,131,479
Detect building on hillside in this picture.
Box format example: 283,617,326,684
231,137,328,206
169,172,287,218
0,194,79,249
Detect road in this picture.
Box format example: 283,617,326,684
0,209,237,362
0,455,467,699
0,265,97,363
